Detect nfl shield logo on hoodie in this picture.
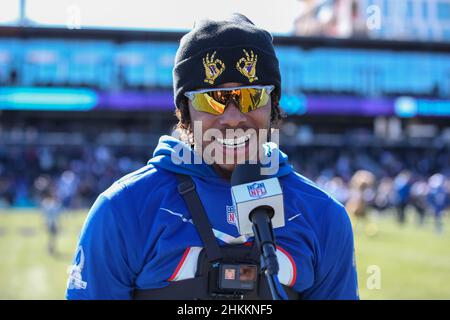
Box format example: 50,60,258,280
226,205,237,226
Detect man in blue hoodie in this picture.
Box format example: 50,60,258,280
66,13,359,300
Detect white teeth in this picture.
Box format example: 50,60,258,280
217,134,251,148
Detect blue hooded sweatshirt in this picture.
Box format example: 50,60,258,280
66,135,359,300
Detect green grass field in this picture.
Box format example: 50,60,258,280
0,208,449,300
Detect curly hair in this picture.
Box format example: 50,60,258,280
174,93,285,135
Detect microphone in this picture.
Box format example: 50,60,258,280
231,163,287,300
230,163,285,236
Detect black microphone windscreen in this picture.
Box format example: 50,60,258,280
231,162,265,186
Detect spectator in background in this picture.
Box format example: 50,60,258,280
345,170,378,236
373,177,395,214
34,175,62,256
56,170,79,209
410,179,429,226
393,170,413,225
41,190,62,256
427,174,448,234
322,176,349,205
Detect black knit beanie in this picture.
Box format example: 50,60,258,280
173,13,281,109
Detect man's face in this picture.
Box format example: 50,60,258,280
188,82,272,176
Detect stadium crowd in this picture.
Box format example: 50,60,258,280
287,145,450,233
1,132,449,233
0,143,148,208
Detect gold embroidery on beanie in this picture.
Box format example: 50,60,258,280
236,49,258,83
202,51,225,84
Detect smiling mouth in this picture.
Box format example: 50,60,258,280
216,134,251,148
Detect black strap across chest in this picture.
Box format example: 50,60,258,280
175,174,224,263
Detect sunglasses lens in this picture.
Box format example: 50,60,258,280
189,87,270,115
239,87,270,113
192,91,225,114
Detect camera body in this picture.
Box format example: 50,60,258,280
195,244,261,299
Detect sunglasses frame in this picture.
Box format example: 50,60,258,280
184,85,275,101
